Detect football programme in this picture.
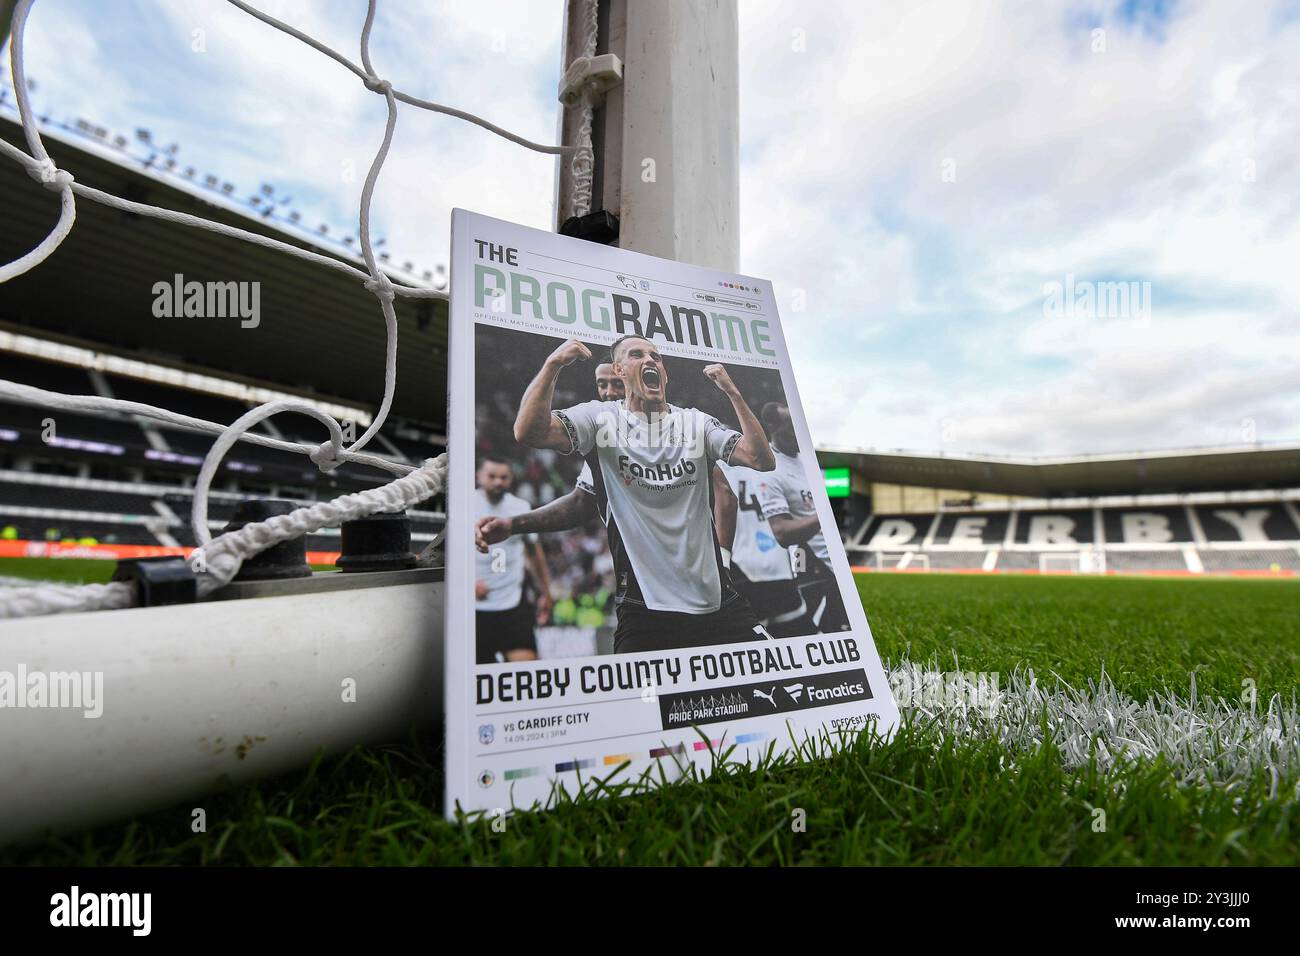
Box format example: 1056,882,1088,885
0,0,1295,937
444,210,895,816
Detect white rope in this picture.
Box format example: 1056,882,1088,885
567,0,601,220
0,0,586,616
0,582,136,620
1,0,76,283
0,380,414,477
0,0,427,464
0,0,466,621
0,454,447,620
190,400,346,547
227,0,574,157
192,455,446,596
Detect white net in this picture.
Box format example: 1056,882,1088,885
1038,552,1082,574
0,0,595,618
874,551,928,571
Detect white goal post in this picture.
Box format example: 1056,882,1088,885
874,551,929,572
1038,549,1106,574
0,0,741,842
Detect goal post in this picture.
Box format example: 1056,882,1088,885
1039,552,1081,575
557,0,739,270
1039,549,1106,574
0,0,14,49
874,551,928,572
0,0,742,841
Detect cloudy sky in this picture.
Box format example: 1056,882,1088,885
5,0,1299,456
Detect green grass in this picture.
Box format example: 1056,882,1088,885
0,556,118,584
857,573,1300,701
0,557,337,584
3,571,1298,866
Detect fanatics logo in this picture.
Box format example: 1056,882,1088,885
659,668,872,729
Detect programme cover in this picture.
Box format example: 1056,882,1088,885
444,209,898,818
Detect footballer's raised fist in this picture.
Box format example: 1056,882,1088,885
475,515,512,553
703,363,738,396
548,338,592,368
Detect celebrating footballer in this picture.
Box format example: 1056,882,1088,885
513,334,776,654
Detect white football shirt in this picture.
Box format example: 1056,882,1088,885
717,460,794,583
474,488,532,611
554,400,741,614
759,447,830,566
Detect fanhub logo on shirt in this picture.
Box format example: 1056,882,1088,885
618,455,696,486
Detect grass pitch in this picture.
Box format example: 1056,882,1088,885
0,557,336,584
2,571,1298,866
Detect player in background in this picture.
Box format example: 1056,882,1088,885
514,335,775,653
757,402,850,633
475,362,623,550
712,461,807,635
474,457,554,664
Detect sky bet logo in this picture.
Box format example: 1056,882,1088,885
618,455,696,486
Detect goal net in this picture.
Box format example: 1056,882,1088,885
0,0,586,619
1038,549,1106,575
874,551,930,572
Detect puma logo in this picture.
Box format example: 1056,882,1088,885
753,687,778,708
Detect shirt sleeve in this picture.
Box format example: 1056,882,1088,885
575,462,595,495
758,474,792,521
700,410,743,465
552,400,604,456
715,460,740,496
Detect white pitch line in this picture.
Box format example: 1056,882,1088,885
885,656,1300,796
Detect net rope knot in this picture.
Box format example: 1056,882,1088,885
363,273,396,300
0,0,585,617
309,438,344,472
27,159,73,191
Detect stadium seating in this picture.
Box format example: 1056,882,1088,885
1198,548,1300,572
989,550,1046,571
849,500,1300,575
0,517,158,546
1104,550,1190,572
1195,504,1299,542
0,479,160,515
913,550,986,570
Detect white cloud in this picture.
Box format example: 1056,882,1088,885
739,0,1300,454
6,0,1298,458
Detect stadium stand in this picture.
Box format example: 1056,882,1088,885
1,103,450,578
1196,503,1298,542
1198,549,1300,572
912,550,987,570
1103,550,1190,573
849,496,1300,575
3,110,1293,586
0,350,445,561
0,517,158,546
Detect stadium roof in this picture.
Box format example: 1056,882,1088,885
0,114,449,430
816,443,1300,497
7,118,1299,499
